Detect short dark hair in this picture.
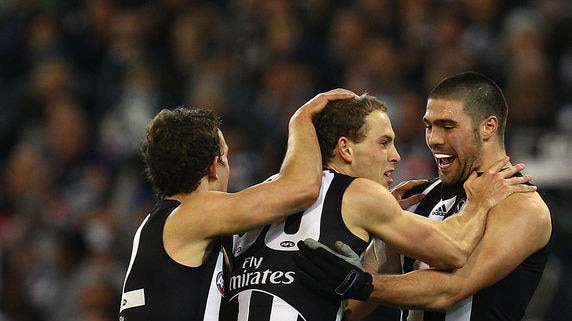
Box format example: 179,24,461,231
313,93,388,167
141,107,222,198
429,71,508,142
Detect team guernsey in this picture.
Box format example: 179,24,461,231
224,170,369,321
119,199,226,321
400,177,551,321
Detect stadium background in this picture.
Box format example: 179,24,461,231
0,0,570,320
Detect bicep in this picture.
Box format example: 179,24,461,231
451,197,551,298
364,204,454,264
348,181,433,254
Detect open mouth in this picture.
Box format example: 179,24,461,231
383,169,394,185
434,153,456,168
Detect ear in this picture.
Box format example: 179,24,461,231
481,116,498,140
337,137,353,163
207,156,219,181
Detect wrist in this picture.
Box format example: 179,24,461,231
465,193,492,209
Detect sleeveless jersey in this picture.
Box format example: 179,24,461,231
223,170,369,321
119,199,226,321
400,177,551,321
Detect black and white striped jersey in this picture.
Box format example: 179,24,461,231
119,200,226,321
401,178,551,321
223,170,369,321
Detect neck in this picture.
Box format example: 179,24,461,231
164,178,210,202
476,145,508,172
325,161,351,177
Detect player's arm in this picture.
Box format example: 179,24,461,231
352,157,536,269
207,89,357,235
365,191,551,311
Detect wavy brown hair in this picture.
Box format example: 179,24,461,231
141,107,222,198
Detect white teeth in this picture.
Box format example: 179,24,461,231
434,153,453,159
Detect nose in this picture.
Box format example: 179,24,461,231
426,128,444,147
390,146,401,163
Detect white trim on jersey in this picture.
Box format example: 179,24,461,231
231,289,308,321
120,214,151,313
121,289,145,311
203,251,225,321
233,171,335,256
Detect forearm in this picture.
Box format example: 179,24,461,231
280,111,323,203
279,89,356,207
400,198,489,269
370,270,457,311
382,209,482,270
439,198,490,263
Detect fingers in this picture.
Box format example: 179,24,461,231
391,179,429,209
304,238,339,256
298,240,339,266
398,193,425,209
298,240,317,255
311,89,357,107
483,156,510,173
498,163,526,178
404,179,430,188
390,179,428,196
510,183,537,193
296,241,333,274
294,252,325,278
467,170,478,182
389,181,409,194
334,241,360,260
293,88,356,116
503,173,533,185
294,88,357,118
302,238,322,250
504,174,537,194
321,88,359,99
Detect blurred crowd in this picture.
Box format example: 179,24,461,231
0,0,571,320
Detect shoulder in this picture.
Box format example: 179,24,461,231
344,178,400,217
490,191,552,246
168,191,231,232
493,191,550,220
346,177,391,198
